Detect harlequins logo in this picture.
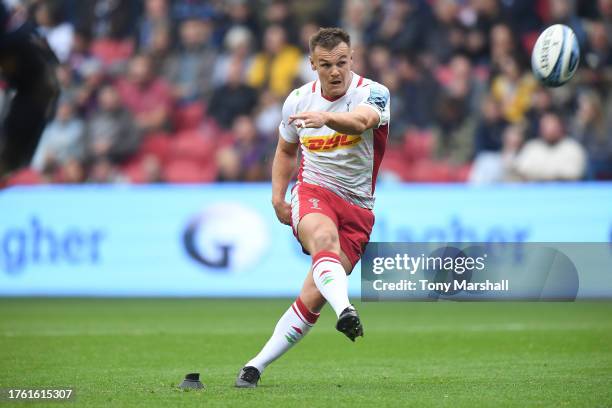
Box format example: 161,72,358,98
309,198,320,209
285,325,303,344
319,270,334,286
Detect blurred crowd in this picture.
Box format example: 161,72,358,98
2,0,612,185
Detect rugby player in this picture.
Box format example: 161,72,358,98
236,27,390,388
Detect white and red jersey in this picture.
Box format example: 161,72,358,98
278,72,390,209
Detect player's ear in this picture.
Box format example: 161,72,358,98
310,55,316,71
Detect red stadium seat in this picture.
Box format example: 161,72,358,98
91,39,135,66
379,148,407,180
173,102,206,131
405,159,453,183
140,133,172,164
170,130,216,163
452,164,473,182
162,159,217,183
121,158,148,184
403,130,434,163
5,168,43,186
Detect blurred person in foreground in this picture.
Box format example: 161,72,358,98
514,111,586,181
0,0,59,178
235,27,390,388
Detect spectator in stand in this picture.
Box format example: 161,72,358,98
219,0,260,43
427,0,464,64
116,53,173,134
247,24,300,98
76,0,138,40
490,53,537,123
86,84,140,164
263,0,298,44
32,98,85,173
209,61,258,129
524,86,554,140
166,17,217,103
582,19,612,90
432,94,476,166
368,43,392,82
489,23,518,69
571,91,612,179
142,26,174,78
216,115,268,182
470,123,525,184
514,111,587,181
297,22,319,84
442,53,485,117
88,158,124,183
396,55,440,129
373,0,430,55
341,0,370,48
68,29,102,81
55,63,79,102
136,0,172,51
74,59,106,118
254,89,282,141
379,68,404,142
473,95,508,155
548,0,588,48
600,0,612,35
34,0,74,63
211,25,254,86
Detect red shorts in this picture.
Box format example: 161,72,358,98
290,182,375,269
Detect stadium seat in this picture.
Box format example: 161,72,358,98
170,130,216,163
91,39,135,67
140,133,172,164
173,102,206,131
5,168,42,186
405,159,453,183
162,159,217,183
379,148,407,180
403,130,434,163
452,164,473,182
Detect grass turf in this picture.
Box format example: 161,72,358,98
0,299,611,407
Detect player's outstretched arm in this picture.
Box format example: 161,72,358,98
271,137,299,225
288,106,380,135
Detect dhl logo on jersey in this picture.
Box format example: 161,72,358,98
301,133,362,152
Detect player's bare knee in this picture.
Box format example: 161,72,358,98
311,229,339,253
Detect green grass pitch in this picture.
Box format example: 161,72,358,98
1,299,611,407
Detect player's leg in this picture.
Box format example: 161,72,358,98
235,293,321,387
236,251,354,387
297,212,353,317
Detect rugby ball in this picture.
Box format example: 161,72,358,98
531,24,580,87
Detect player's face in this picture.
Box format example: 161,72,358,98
311,42,352,98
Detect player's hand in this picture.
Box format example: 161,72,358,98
272,199,292,226
288,112,329,129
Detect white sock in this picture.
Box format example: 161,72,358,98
311,251,351,317
245,297,319,373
